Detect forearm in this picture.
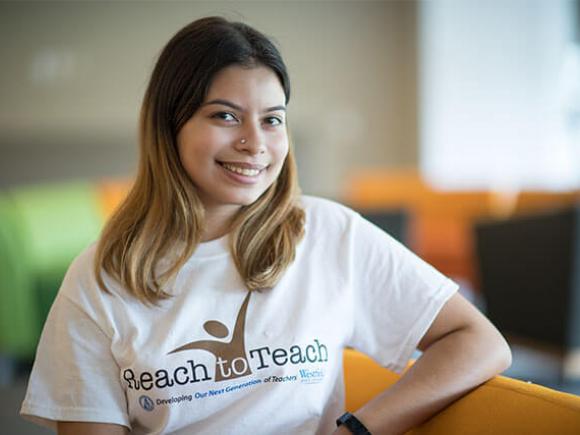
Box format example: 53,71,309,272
344,325,512,435
57,422,129,435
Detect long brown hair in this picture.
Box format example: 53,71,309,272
94,17,304,303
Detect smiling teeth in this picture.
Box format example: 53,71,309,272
221,163,262,177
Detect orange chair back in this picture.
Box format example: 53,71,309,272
343,349,580,434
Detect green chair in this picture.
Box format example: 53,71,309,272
0,181,103,360
0,194,35,358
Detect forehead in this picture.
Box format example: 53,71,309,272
205,65,285,107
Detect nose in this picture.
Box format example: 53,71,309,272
235,121,266,155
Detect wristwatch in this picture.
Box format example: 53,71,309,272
336,412,372,435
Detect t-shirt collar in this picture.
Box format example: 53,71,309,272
192,233,230,258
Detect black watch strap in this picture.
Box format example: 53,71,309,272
336,412,372,435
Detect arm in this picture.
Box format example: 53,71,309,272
58,421,129,435
336,292,512,435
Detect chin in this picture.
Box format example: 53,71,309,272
222,191,265,208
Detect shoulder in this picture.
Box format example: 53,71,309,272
296,195,367,251
57,241,126,311
62,242,99,288
299,195,360,227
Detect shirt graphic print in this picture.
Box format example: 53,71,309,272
169,291,252,381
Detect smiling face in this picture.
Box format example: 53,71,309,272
177,64,289,220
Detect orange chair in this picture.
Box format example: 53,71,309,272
95,178,133,220
343,168,580,291
343,349,580,434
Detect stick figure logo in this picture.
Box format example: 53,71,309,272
139,395,155,411
169,292,252,382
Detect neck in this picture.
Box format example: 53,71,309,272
201,204,241,242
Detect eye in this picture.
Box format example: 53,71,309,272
264,116,284,126
211,111,238,122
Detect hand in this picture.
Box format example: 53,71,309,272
330,426,353,435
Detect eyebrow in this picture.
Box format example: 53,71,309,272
202,99,286,113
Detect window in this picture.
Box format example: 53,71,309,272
419,0,579,191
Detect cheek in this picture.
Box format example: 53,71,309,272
273,133,290,162
179,129,227,163
270,143,290,180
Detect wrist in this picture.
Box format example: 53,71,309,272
336,412,372,435
335,425,353,435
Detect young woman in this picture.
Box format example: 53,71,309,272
21,16,511,435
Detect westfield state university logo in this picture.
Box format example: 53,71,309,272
168,292,252,382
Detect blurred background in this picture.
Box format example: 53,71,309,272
1,0,579,432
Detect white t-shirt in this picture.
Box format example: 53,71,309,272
21,196,458,434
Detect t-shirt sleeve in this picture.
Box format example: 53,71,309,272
20,290,130,429
346,212,459,374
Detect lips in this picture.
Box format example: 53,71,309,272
217,161,269,178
